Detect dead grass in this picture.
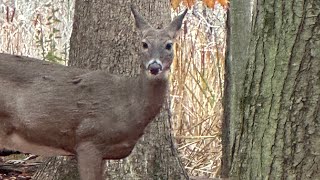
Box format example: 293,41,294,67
170,2,226,178
0,0,74,64
0,1,226,178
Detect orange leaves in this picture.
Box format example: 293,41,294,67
171,0,181,10
217,0,229,7
203,0,229,8
203,0,215,8
171,0,196,10
183,0,196,8
171,0,229,10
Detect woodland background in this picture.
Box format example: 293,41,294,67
0,0,226,179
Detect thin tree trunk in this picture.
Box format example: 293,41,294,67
34,1,187,179
223,0,320,179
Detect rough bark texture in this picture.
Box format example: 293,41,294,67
221,1,252,177
223,0,320,179
33,157,79,180
33,0,187,179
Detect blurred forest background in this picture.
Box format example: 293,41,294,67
0,0,226,178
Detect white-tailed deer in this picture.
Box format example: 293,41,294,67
0,5,187,180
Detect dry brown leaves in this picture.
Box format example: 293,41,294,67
171,0,229,10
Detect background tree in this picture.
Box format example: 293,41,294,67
222,0,320,179
33,0,187,179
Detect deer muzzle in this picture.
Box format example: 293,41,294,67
147,60,163,75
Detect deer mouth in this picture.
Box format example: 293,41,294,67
147,60,163,75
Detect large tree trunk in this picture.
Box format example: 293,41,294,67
222,0,320,179
33,0,187,179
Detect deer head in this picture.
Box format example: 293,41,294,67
131,5,187,79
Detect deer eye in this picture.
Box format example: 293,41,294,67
142,42,148,49
165,43,173,50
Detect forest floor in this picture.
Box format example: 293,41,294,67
0,155,43,180
0,155,219,180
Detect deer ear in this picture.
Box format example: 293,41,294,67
165,9,187,38
131,5,152,33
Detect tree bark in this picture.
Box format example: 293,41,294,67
34,0,187,179
223,0,320,179
33,157,79,180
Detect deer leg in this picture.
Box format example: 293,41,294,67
76,142,103,180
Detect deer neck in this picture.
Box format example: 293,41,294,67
137,72,168,125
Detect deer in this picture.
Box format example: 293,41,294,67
0,5,187,180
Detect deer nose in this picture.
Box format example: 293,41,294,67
147,61,163,75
